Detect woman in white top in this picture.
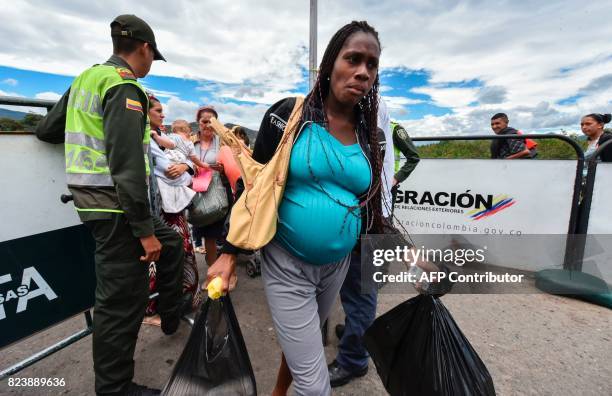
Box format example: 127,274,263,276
192,105,231,264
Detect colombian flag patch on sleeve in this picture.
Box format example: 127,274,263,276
116,67,136,80
126,98,143,113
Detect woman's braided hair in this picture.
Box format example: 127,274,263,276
303,20,384,233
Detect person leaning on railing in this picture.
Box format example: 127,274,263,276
490,112,536,159
581,113,612,163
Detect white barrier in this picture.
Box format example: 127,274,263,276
393,159,578,272
586,163,612,234
0,134,79,242
584,163,612,284
0,133,95,355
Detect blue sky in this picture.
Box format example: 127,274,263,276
0,65,456,126
2,0,612,135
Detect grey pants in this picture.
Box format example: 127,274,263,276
261,241,351,396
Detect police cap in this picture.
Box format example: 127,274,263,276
110,14,166,61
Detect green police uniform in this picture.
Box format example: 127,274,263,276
390,121,420,184
36,16,182,396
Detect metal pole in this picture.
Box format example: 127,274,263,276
0,327,93,380
0,95,55,110
309,0,318,90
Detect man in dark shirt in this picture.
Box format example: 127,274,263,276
36,15,183,396
490,113,534,159
328,119,421,388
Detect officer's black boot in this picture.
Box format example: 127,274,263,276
124,382,161,395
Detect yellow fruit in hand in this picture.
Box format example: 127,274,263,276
207,276,224,300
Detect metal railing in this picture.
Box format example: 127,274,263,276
567,138,612,273
409,134,591,275
411,134,585,237
0,312,93,380
0,96,56,110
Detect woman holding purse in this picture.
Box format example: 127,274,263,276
205,21,385,395
192,105,232,265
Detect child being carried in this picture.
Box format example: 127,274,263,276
152,119,209,174
150,120,207,213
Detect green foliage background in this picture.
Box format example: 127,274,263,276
0,113,44,132
416,135,589,160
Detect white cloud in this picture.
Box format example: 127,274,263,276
382,95,425,117
217,87,295,107
411,86,479,109
161,96,199,123
397,101,588,138
1,1,612,134
160,94,268,130
477,86,507,105
2,78,18,86
0,89,20,97
35,91,62,100
383,96,425,107
143,87,180,99
0,1,309,93
208,101,270,130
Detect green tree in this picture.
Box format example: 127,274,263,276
0,117,24,132
417,136,584,160
22,113,44,130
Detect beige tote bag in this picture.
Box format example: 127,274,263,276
209,97,304,250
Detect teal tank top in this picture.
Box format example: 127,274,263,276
274,123,371,265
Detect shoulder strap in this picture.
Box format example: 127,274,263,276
278,96,304,145
207,96,304,160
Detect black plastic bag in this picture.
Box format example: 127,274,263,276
162,295,257,395
364,295,495,396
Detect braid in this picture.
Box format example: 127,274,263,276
302,21,384,233
365,81,384,233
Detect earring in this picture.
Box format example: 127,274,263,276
326,76,330,81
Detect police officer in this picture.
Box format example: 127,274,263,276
391,121,420,186
36,15,183,396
